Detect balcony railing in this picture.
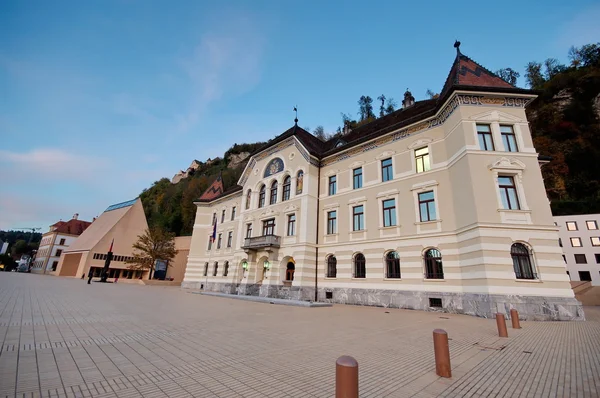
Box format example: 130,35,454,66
242,235,281,250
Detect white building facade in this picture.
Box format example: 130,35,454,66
182,47,583,320
554,213,600,286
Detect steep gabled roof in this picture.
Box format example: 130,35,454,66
199,175,224,201
440,48,514,100
51,219,92,236
250,124,324,159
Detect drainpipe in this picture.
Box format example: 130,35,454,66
314,161,321,302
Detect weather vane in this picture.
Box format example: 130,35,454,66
293,106,298,124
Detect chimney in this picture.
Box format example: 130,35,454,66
73,213,79,220
402,89,415,109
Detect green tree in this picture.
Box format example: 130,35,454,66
543,58,566,79
525,62,546,89
313,125,327,141
125,227,177,279
495,68,520,86
358,95,375,121
377,94,386,117
384,97,397,114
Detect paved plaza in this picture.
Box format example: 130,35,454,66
1,273,599,398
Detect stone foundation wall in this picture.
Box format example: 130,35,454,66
317,288,585,321
181,281,584,321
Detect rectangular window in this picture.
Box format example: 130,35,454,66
476,124,495,151
498,176,520,210
246,223,253,238
352,205,364,231
596,254,600,264
327,211,337,234
59,238,66,245
227,231,233,248
591,237,600,247
571,237,582,247
579,271,592,281
217,233,222,249
559,238,563,247
287,214,296,236
574,254,587,264
500,125,518,152
381,158,393,182
382,199,396,227
212,213,217,225
221,210,226,223
415,147,431,173
418,191,436,222
51,261,58,271
353,167,363,189
587,220,598,230
55,249,62,257
213,263,218,276
203,263,208,276
262,219,275,236
231,207,236,221
563,255,567,263
328,175,337,196
566,221,578,231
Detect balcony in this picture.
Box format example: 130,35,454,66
242,235,281,251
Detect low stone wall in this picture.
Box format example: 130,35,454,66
181,281,584,321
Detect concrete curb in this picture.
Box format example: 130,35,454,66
191,291,332,307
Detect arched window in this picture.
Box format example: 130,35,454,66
354,253,366,278
285,262,295,281
213,262,218,276
223,261,229,277
282,176,291,201
245,189,251,210
270,180,278,205
326,255,337,278
386,251,401,279
296,170,304,194
259,185,266,208
424,249,444,279
511,243,536,279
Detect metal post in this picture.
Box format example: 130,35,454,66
510,309,521,329
433,329,452,378
496,313,508,337
336,356,358,398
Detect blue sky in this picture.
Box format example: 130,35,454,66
1,0,599,230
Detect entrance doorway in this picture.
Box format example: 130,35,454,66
285,262,295,281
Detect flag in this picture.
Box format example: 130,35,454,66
211,219,217,242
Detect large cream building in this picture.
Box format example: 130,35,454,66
182,46,583,320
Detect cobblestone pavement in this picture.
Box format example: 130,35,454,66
1,273,599,398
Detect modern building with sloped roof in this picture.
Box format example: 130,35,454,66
54,198,150,279
182,44,583,320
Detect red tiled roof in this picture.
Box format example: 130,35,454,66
199,175,224,201
440,52,514,99
51,219,92,236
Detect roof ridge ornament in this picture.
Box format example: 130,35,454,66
454,40,461,55
293,106,298,125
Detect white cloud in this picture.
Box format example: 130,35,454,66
0,148,110,182
176,14,265,132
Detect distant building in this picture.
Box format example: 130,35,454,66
31,214,92,274
0,239,8,255
171,160,202,183
555,214,600,286
54,199,149,279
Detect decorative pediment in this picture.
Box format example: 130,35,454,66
349,160,365,169
323,202,340,210
376,188,399,199
244,215,255,222
411,180,439,191
283,204,298,213
260,209,280,218
376,150,396,160
408,138,433,149
488,157,526,171
325,169,339,177
348,196,367,205
469,110,524,123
